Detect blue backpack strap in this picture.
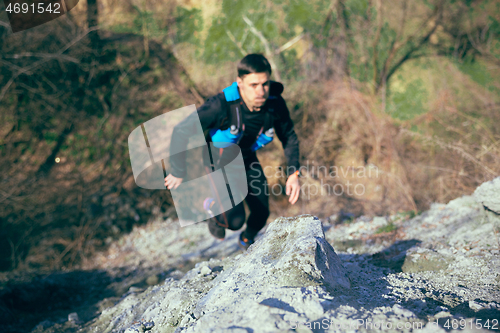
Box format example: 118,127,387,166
223,82,240,102
221,82,243,132
209,83,244,150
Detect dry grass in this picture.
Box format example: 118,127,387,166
0,22,197,271
264,73,499,222
396,105,500,207
261,80,418,221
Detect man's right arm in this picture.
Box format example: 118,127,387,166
169,94,226,179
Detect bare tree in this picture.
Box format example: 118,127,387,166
373,0,444,93
87,0,100,50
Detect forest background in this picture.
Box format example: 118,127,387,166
1,0,499,273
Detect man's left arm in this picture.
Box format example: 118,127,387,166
274,96,301,204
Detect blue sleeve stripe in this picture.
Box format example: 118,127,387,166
223,82,240,102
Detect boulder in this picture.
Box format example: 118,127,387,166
401,247,452,273
474,177,500,214
83,215,350,333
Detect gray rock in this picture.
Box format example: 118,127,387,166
199,266,212,276
146,275,159,286
68,312,80,323
215,214,351,293
474,176,500,214
469,300,484,310
143,320,154,330
401,248,452,273
189,215,350,331
34,320,52,330
124,323,144,333
82,215,350,332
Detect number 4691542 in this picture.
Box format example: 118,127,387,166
443,319,499,330
5,2,61,14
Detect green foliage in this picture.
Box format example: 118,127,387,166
202,0,333,80
346,8,400,86
175,7,203,45
285,0,311,28
387,78,428,121
280,49,302,80
132,7,159,35
285,0,331,48
343,216,355,224
112,4,203,46
204,0,277,63
392,210,417,222
112,6,161,38
159,92,184,109
43,131,58,143
285,0,329,33
457,56,493,87
375,222,397,234
344,0,369,20
455,51,500,96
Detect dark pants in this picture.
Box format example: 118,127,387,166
211,153,270,240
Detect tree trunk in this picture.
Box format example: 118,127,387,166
87,0,100,50
36,123,74,177
332,0,350,80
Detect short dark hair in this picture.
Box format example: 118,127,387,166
237,54,272,78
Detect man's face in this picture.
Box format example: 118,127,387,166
237,72,270,111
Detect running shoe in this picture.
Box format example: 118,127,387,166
208,217,225,240
204,197,225,240
238,232,255,250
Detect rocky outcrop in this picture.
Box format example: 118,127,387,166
30,178,500,333
473,176,500,214
323,188,500,327
83,215,350,333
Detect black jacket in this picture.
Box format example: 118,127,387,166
169,82,300,178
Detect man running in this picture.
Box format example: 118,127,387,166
164,54,301,249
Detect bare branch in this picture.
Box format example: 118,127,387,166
226,29,247,57
465,24,500,67
240,28,249,46
0,27,99,102
3,52,79,64
242,15,281,81
398,0,408,40
372,0,383,90
378,0,406,90
276,33,304,54
41,75,58,92
387,7,440,60
378,2,443,91
58,26,100,54
0,76,17,102
0,20,11,29
0,59,23,72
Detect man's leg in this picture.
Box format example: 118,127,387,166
242,157,270,240
214,189,246,231
204,145,248,238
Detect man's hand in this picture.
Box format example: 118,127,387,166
165,174,183,190
285,173,300,205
